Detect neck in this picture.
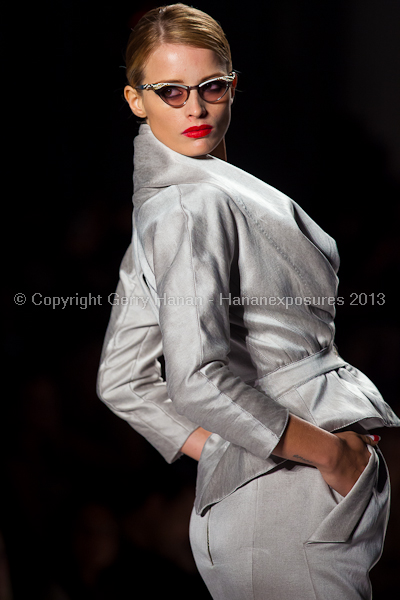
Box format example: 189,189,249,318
210,137,227,161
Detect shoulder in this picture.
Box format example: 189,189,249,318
138,182,236,227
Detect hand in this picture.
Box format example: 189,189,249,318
318,431,380,497
272,414,381,497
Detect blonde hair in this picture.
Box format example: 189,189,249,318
125,3,232,89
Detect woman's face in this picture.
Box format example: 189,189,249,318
124,44,235,158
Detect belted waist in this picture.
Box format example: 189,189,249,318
256,346,347,399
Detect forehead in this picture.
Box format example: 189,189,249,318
143,43,227,83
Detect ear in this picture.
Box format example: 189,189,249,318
124,85,147,118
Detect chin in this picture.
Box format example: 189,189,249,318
183,137,216,158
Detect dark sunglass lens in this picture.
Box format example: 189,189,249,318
159,86,187,106
201,81,228,102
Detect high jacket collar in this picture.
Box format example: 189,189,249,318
131,124,285,214
133,124,218,194
131,126,341,292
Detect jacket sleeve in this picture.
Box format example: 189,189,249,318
144,183,289,461
96,245,199,463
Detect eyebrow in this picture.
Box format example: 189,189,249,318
153,72,227,84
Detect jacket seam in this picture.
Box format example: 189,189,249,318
99,304,195,435
177,185,204,366
130,326,198,430
192,180,314,298
198,371,281,440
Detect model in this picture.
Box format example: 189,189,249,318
97,4,400,598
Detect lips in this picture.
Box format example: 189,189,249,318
182,125,213,138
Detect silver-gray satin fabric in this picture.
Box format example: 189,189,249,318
97,245,198,463
190,447,390,599
97,124,400,516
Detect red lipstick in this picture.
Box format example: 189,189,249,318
182,125,213,138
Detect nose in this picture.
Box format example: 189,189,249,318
186,89,207,118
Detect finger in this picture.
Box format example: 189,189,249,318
364,434,381,445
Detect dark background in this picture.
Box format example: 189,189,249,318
3,0,400,598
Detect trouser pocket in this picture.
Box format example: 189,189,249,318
306,447,379,543
303,448,390,599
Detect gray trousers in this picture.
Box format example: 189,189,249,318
189,448,390,600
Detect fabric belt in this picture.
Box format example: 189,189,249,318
256,346,347,399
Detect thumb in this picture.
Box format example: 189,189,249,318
363,434,381,446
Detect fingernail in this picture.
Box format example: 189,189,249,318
367,434,381,442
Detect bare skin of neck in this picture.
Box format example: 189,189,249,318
210,137,227,161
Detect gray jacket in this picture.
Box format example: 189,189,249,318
97,124,399,515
